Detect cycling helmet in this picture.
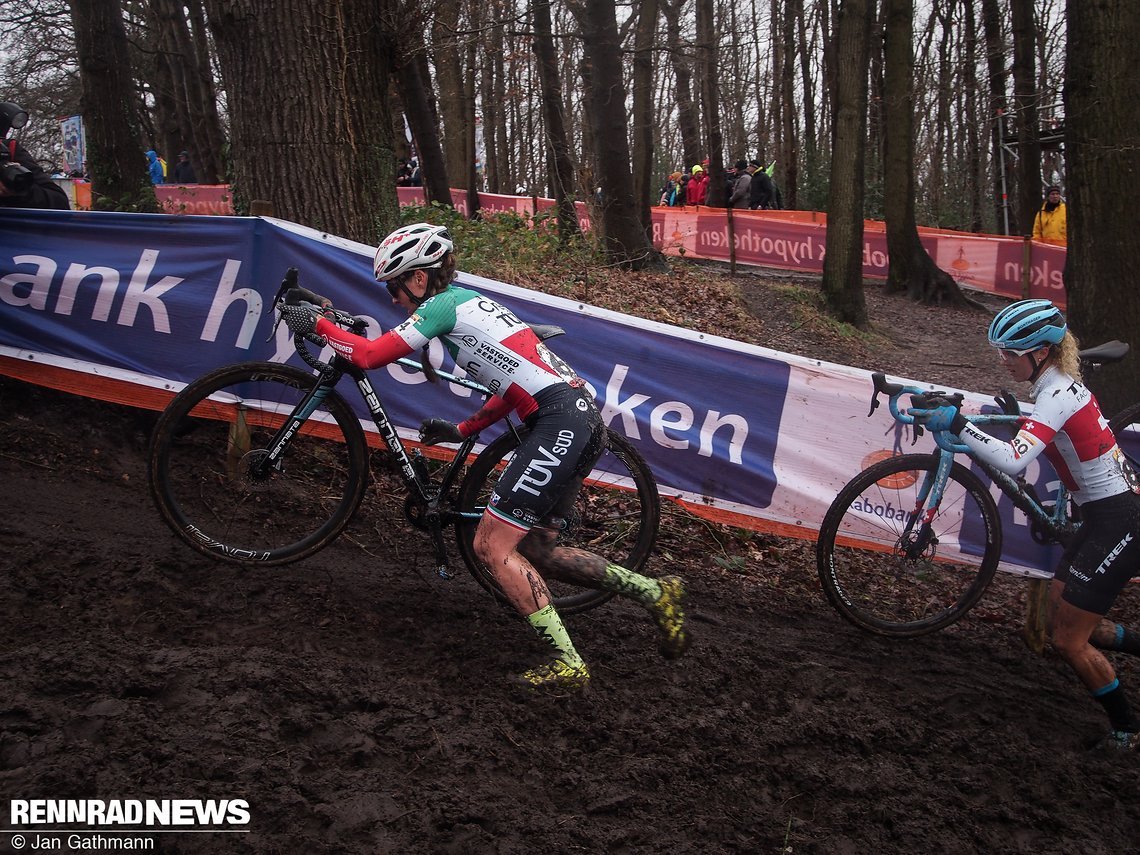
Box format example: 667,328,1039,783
373,223,453,282
987,299,1067,353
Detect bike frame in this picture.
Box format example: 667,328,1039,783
257,330,513,576
874,377,1075,555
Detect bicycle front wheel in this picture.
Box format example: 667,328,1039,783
816,452,1002,637
455,427,660,614
148,362,369,565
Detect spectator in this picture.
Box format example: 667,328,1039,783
396,158,412,186
171,150,197,184
685,164,708,205
146,150,164,185
658,171,683,206
0,101,70,210
408,159,421,187
748,159,777,210
728,158,751,209
1032,185,1067,244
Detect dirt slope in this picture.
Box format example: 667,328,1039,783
3,336,1140,854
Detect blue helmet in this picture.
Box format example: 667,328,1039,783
987,299,1067,353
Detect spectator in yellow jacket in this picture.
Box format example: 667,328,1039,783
1032,185,1067,244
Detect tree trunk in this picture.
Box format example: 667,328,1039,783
696,0,726,207
150,0,225,184
432,2,468,191
203,0,398,242
882,0,966,305
568,0,663,269
70,0,158,212
821,0,872,327
533,0,581,243
661,0,702,171
963,0,983,232
393,37,453,209
1010,0,1042,233
631,0,659,231
979,0,1011,233
1062,0,1140,414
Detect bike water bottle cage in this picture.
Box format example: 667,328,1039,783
988,299,1066,352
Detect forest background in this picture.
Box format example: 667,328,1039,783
0,0,1137,411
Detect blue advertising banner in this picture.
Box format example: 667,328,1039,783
0,208,1062,577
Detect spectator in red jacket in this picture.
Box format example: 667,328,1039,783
685,164,708,205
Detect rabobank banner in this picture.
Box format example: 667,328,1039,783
0,208,1059,577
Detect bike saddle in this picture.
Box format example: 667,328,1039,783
530,323,565,341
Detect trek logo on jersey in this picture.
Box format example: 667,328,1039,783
511,430,575,496
1095,533,1133,576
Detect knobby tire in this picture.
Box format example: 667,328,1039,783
148,361,369,565
816,453,1002,637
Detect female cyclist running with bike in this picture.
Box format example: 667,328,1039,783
280,223,689,692
910,299,1140,749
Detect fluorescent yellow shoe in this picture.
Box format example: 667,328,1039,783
515,658,591,693
649,575,690,659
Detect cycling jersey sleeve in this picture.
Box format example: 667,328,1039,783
957,419,1052,476
458,395,515,437
314,317,416,369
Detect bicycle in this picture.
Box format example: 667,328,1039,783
816,340,1132,637
146,284,660,615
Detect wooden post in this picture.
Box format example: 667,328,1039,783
250,199,275,217
1023,577,1050,654
1020,236,1032,298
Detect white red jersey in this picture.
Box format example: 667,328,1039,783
958,365,1137,504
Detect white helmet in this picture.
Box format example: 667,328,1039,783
373,223,453,281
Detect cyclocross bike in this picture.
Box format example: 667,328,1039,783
146,283,660,615
816,340,1134,637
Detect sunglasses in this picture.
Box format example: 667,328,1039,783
385,274,410,300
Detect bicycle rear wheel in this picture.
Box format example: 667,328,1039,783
1109,401,1140,472
816,452,1002,637
455,427,660,614
148,362,369,565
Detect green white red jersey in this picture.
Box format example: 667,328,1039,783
314,285,576,434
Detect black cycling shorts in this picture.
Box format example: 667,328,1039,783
1056,490,1140,615
485,383,605,532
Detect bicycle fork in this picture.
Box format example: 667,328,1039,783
899,452,955,560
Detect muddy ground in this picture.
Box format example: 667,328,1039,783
2,275,1140,854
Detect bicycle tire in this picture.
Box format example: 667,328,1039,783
148,361,369,565
816,452,1002,637
1109,400,1140,473
455,426,661,614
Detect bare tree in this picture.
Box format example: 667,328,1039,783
821,0,873,327
567,0,662,268
881,0,966,304
696,0,726,206
660,0,702,170
631,0,660,227
393,26,453,209
1010,0,1042,232
532,0,581,241
1063,0,1140,414
70,0,158,211
203,0,399,242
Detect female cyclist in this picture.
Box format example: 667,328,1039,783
280,223,689,692
910,299,1140,749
